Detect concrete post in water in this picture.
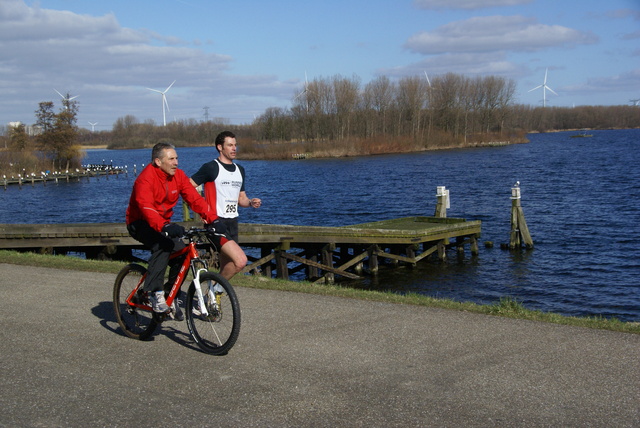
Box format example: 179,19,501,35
185,184,203,222
434,186,449,218
182,202,193,221
435,186,451,247
509,182,533,249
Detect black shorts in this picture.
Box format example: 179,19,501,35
219,217,239,242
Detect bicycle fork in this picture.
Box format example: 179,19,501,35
192,268,225,318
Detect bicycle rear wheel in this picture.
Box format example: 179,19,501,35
113,263,158,340
185,271,241,355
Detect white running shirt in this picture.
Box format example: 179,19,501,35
213,160,243,218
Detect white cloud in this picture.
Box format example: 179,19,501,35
380,52,527,79
405,15,598,54
0,0,229,82
0,0,296,126
0,1,137,44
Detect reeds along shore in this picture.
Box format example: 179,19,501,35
235,132,530,161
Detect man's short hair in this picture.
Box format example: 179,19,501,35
215,131,236,151
151,142,175,162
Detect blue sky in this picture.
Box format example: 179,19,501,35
1,0,638,130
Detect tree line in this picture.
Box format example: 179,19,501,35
253,73,639,147
85,73,640,154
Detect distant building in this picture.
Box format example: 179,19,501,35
7,121,42,136
27,124,43,136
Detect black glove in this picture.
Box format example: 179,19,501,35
206,218,228,236
162,223,185,238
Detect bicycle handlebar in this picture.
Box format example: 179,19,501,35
183,226,207,240
182,226,227,244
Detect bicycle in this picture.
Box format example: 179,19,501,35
112,227,241,355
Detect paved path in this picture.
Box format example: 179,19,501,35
1,263,638,427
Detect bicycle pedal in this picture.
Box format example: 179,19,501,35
166,310,183,321
152,311,170,323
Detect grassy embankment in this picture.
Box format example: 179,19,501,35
1,249,637,335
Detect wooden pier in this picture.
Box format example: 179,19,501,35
2,165,128,189
0,217,481,283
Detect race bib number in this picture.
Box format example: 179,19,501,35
225,203,238,214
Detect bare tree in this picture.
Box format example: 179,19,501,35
430,73,463,137
363,76,395,137
258,107,292,142
332,74,361,140
396,76,429,140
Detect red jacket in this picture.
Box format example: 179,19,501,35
126,163,217,231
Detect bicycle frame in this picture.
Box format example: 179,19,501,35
124,235,211,314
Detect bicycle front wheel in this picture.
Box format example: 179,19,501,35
185,271,241,355
113,263,157,340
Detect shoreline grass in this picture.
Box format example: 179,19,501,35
1,249,638,334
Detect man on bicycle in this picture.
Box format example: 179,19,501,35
126,142,229,317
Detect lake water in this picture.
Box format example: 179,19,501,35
2,129,639,322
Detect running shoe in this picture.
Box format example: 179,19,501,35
150,290,170,313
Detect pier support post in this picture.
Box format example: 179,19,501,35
261,247,272,277
509,185,534,249
308,253,319,279
406,245,417,268
275,249,289,280
437,241,447,261
368,244,379,274
321,243,335,284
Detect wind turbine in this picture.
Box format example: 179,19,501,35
423,70,432,88
294,71,310,112
146,80,176,126
88,122,98,132
54,89,78,109
629,98,640,106
528,68,557,107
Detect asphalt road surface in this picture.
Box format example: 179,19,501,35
1,263,638,427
